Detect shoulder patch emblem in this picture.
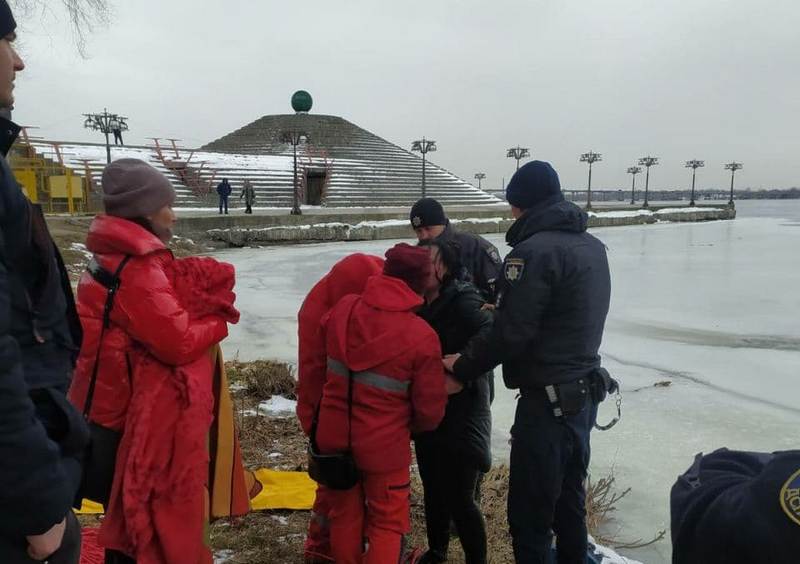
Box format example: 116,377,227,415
412,216,423,227
780,468,800,527
487,247,502,263
504,258,525,283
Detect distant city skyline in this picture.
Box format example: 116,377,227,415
11,0,799,191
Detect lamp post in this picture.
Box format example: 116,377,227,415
627,166,642,205
685,159,705,206
281,130,309,215
638,156,659,208
579,151,602,210
507,146,530,171
83,109,128,164
474,172,486,190
411,138,437,197
724,161,743,207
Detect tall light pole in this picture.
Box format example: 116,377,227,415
724,161,743,207
507,146,530,171
83,108,128,164
638,156,659,208
579,151,602,210
411,138,437,198
474,172,486,190
627,166,642,205
281,130,309,215
685,159,705,207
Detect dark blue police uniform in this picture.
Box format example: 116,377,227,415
453,162,611,564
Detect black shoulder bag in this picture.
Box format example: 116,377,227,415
74,255,131,507
306,363,359,490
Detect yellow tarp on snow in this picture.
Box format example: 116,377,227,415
76,468,316,515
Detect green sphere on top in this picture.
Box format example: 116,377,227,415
291,90,313,113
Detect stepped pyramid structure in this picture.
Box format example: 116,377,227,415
200,112,498,207
16,94,499,211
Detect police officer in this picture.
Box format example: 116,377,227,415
671,448,800,563
409,197,502,303
443,161,611,564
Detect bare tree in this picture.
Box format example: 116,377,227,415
11,0,111,56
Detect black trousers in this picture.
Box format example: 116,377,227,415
508,389,598,564
0,511,81,564
415,441,487,564
245,203,253,214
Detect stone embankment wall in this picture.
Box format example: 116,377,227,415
178,206,736,247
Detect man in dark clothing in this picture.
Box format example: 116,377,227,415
671,448,800,564
444,161,611,564
0,3,88,562
240,179,255,214
216,178,232,214
410,198,502,303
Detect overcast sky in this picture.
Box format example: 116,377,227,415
11,0,800,191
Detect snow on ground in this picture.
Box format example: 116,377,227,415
590,538,643,564
213,201,800,563
213,549,235,564
589,210,653,219
653,207,724,214
248,396,298,418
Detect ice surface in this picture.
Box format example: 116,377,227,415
214,201,800,563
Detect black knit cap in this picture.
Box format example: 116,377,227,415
409,198,447,228
0,1,16,39
506,160,564,210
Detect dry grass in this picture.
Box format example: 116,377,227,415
226,359,297,401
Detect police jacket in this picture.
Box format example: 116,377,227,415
416,280,493,472
453,198,610,389
0,117,87,543
436,223,502,303
670,448,800,564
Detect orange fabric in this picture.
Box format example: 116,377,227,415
208,346,252,519
328,467,411,564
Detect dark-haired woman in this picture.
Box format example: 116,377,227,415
415,240,493,564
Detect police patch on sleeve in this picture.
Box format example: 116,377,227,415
487,246,501,263
780,468,800,527
504,258,525,283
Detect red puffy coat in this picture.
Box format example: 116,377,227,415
296,253,384,435
68,215,237,563
313,274,447,474
69,215,229,430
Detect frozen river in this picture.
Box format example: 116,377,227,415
215,200,800,563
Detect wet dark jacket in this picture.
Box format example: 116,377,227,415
0,117,88,544
436,223,502,303
416,280,493,472
453,198,611,389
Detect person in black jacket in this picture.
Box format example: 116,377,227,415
216,178,232,214
444,161,611,564
0,4,87,561
671,448,800,564
415,239,493,564
409,198,502,303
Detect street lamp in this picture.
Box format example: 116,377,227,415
281,130,309,215
685,159,705,206
507,146,530,171
474,172,486,190
579,151,602,210
724,162,743,207
627,166,642,205
637,156,659,208
83,108,128,164
411,138,437,198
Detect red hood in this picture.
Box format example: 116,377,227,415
335,274,426,372
86,215,167,256
324,253,384,307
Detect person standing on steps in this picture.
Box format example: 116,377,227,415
240,179,256,214
216,178,232,215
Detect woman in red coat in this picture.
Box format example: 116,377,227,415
69,159,238,564
297,253,384,563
